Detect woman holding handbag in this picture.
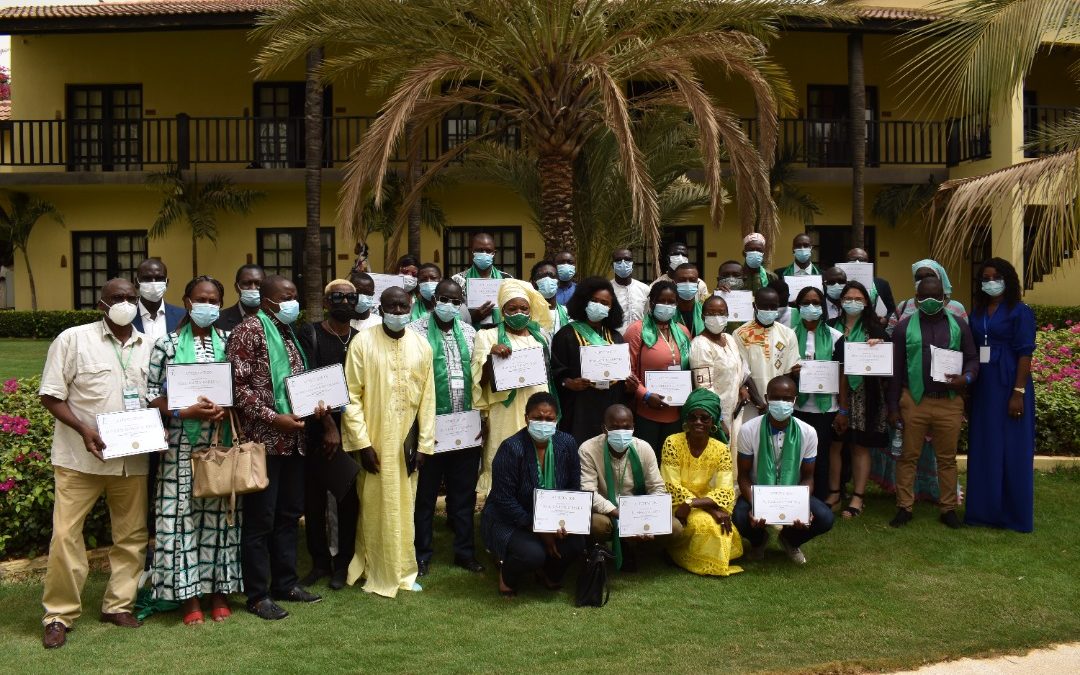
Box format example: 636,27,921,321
146,275,240,625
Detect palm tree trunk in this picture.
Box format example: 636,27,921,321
406,122,422,259
848,32,866,250
537,149,576,258
19,247,36,311
304,47,326,320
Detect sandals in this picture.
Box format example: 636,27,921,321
182,609,204,626
824,489,842,513
842,492,865,519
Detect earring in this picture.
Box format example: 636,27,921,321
710,424,719,433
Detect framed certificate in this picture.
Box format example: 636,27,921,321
715,290,754,323
532,489,592,535
368,273,406,305
751,485,810,526
843,342,893,376
466,278,503,309
691,366,712,390
797,360,839,395
492,347,548,391
284,364,351,418
579,343,630,381
433,410,482,453
784,275,823,303
97,408,169,459
644,370,693,406
165,362,234,410
617,494,673,537
930,345,963,383
835,262,875,290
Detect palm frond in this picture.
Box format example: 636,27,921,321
872,180,938,228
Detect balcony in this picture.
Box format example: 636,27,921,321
1024,105,1079,158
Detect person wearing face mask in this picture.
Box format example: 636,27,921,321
550,277,633,443
553,250,578,305
471,279,555,494
821,266,848,322
623,281,694,460
775,233,820,278
732,286,800,423
741,233,778,292
689,296,751,466
227,275,317,620
340,286,436,598
735,376,833,565
406,279,485,576
452,232,514,326
396,253,420,296
578,404,667,572
409,262,442,321
144,276,237,625
480,392,585,598
887,276,979,530
216,264,265,332
349,272,383,331
610,248,649,333
965,258,1035,532
886,259,968,337
846,248,896,322
38,278,152,648
531,260,568,337
132,258,185,347
671,263,706,337
651,241,709,301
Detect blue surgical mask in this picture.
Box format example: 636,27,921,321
606,429,634,451
271,299,300,325
355,294,374,314
826,283,844,300
556,264,576,282
982,280,1005,297
189,302,220,328
799,304,823,322
745,251,764,269
586,301,610,322
842,300,865,316
652,303,677,322
768,400,794,422
527,420,558,443
676,282,698,300
613,260,634,279
536,277,559,299
239,288,261,308
419,281,439,300
793,247,812,264
434,301,459,323
756,309,778,326
383,312,411,332
472,252,494,270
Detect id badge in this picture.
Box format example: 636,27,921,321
667,365,682,371
980,346,991,364
122,387,142,411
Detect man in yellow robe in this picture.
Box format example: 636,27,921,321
342,287,435,597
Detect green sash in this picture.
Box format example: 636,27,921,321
427,316,473,415
570,320,610,346
905,310,961,404
782,262,820,277
793,311,833,412
756,418,803,486
604,441,646,570
256,310,308,415
496,319,558,413
409,296,428,321
537,440,556,489
672,301,705,337
840,317,867,391
172,323,228,447
554,303,569,329
755,266,768,289
640,313,690,368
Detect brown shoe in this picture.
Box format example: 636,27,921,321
99,612,141,628
43,621,68,649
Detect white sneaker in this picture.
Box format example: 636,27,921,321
779,535,806,565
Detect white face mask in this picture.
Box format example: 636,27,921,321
401,276,417,292
139,280,168,302
104,300,138,327
703,315,728,334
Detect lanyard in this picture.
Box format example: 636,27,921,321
110,338,133,374
610,447,630,495
657,328,678,365
983,312,990,346
770,429,784,484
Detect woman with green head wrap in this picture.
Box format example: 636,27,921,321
659,388,744,577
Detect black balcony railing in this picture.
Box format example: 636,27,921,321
1024,105,1080,158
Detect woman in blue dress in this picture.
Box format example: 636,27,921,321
966,258,1035,532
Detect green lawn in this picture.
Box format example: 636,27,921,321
0,338,50,380
1,470,1078,673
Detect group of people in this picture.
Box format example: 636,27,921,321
35,230,1036,649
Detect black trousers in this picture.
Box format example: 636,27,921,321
303,452,360,572
501,529,585,589
794,409,838,502
733,496,834,549
241,453,305,602
414,448,481,565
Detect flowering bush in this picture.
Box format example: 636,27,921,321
0,376,111,559
1031,323,1080,456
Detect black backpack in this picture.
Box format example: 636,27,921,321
575,544,614,607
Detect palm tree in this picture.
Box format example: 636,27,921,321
362,171,448,271
0,191,63,310
147,168,265,278
254,0,842,261
304,47,326,319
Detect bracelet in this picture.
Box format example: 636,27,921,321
1013,387,1025,394
643,392,652,403
837,408,849,416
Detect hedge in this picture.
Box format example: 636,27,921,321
0,310,102,339
1030,305,1080,329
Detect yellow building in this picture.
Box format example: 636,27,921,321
0,0,1077,310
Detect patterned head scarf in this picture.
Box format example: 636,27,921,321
497,278,553,330
743,232,766,248
911,259,952,295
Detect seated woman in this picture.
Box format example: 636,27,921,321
480,392,585,598
662,389,743,577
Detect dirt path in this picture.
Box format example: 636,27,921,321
892,642,1080,674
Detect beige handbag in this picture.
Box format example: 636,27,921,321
191,410,268,523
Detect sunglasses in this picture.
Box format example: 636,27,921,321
437,295,463,306
327,292,360,304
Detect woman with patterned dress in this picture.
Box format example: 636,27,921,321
146,276,241,625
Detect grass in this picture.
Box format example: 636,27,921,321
1,470,1078,673
0,338,50,380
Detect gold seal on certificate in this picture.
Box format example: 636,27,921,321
617,494,673,536
798,360,839,395
579,343,630,382
751,485,810,526
96,409,169,459
843,343,893,377
532,489,591,534
284,364,350,418
644,370,692,406
166,362,234,410
434,410,482,453
492,347,548,391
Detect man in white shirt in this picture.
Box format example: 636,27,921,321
131,258,184,348
651,241,709,301
733,286,801,416
349,272,384,331
610,248,649,333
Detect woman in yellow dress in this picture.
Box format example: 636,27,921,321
662,388,743,577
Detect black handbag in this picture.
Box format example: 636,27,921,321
575,544,614,607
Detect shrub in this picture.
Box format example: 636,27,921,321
1030,305,1080,330
1031,323,1080,456
0,310,102,339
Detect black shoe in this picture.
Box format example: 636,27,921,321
247,598,288,621
272,586,322,603
329,568,347,591
417,560,430,577
299,568,330,587
453,557,485,573
889,508,913,528
939,511,963,529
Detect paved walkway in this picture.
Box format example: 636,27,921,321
893,642,1080,674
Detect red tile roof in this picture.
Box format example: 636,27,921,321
857,6,940,22
0,1,276,20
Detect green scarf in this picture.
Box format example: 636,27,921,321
756,417,803,486
427,315,473,415
604,441,646,570
255,310,308,415
905,309,961,404
554,303,569,329
753,266,768,289
640,313,690,368
496,319,559,413
793,311,833,412
840,317,867,391
409,296,428,321
782,262,821,277
172,322,228,447
536,439,556,489
570,320,610,346
672,301,705,337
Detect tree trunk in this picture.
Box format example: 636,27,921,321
848,32,866,250
20,247,36,311
303,47,326,320
537,150,577,259
406,121,423,259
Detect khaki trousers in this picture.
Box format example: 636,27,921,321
896,390,963,513
42,466,148,627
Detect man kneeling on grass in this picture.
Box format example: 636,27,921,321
579,404,670,572
734,376,834,565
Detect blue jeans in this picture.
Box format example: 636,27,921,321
732,495,834,549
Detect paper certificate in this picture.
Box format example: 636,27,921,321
835,262,875,290
434,410,482,453
284,364,351,418
617,494,674,537
798,360,840,395
930,345,964,383
97,408,168,459
843,342,894,376
784,275,823,303
752,485,810,526
532,489,592,534
716,290,754,323
466,278,504,309
579,343,630,382
369,273,406,305
492,347,548,391
165,362,234,410
644,370,693,406
691,366,713,390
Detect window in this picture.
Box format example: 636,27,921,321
804,225,877,270
66,85,142,171
257,227,335,289
805,85,879,168
443,226,522,279
631,224,705,284
72,231,147,309
440,82,520,153
253,82,332,168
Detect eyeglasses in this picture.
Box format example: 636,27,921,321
437,295,463,306
327,292,359,304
